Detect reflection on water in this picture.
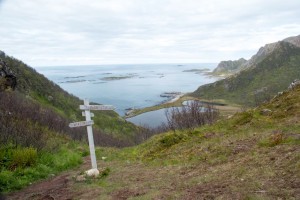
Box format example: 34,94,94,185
127,108,169,128
127,101,212,128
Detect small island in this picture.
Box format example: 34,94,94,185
59,79,86,83
100,74,137,81
182,68,210,74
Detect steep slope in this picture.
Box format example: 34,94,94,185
191,41,300,106
0,51,140,193
283,35,300,47
0,52,138,145
212,58,247,76
211,34,300,76
240,35,300,70
241,41,280,70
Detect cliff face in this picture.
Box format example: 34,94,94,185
241,42,280,69
283,35,300,47
213,58,247,75
241,35,300,70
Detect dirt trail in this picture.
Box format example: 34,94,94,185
6,148,300,199
6,157,188,200
7,157,93,200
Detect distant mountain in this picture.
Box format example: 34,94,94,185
240,35,300,70
191,36,300,106
212,35,300,77
0,52,139,146
283,35,300,47
212,58,247,76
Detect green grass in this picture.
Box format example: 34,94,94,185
0,142,85,193
84,85,300,198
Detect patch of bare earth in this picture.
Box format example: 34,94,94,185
6,157,99,200
111,189,146,200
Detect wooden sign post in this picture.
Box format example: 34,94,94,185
69,99,115,170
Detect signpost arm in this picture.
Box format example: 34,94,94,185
84,99,97,169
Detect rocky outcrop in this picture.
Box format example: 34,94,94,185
241,35,300,70
0,58,17,90
288,79,300,90
0,50,5,57
283,35,300,48
212,35,300,76
241,42,280,69
212,58,247,75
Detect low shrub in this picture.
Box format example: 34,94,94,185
100,167,111,178
233,111,254,126
269,131,284,146
10,147,37,169
165,101,219,132
160,133,186,148
0,145,83,193
259,131,285,147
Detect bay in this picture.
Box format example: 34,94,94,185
127,101,208,128
36,63,218,116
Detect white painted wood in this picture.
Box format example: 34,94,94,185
82,112,94,117
69,99,115,170
84,99,97,170
69,120,94,128
80,104,115,111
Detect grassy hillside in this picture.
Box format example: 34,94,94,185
83,84,300,199
5,84,299,199
0,52,140,193
191,41,300,106
0,52,138,144
0,91,89,192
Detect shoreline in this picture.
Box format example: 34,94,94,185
124,92,186,117
124,94,195,118
163,93,185,104
124,94,241,120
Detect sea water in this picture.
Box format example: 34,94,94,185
36,63,218,116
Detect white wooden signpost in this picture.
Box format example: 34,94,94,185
69,99,115,170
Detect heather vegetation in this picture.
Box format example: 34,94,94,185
0,52,143,193
0,90,125,192
0,52,139,144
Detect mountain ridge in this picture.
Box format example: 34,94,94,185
240,34,300,71
212,58,247,75
192,36,300,106
211,35,300,77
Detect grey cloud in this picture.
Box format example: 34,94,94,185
0,0,300,66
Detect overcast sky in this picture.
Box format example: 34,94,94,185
0,0,299,67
